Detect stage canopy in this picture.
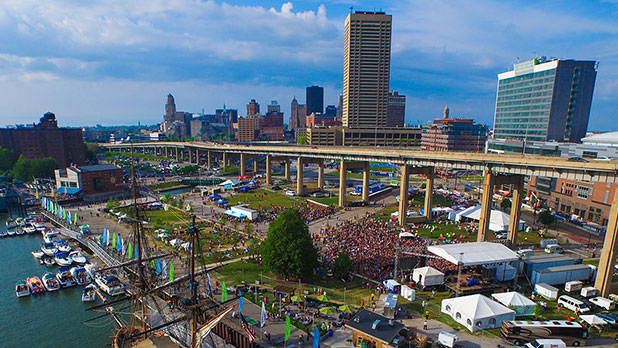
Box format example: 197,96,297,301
427,242,519,266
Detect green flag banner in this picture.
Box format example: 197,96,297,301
285,315,291,341
150,253,155,269
112,232,116,248
169,263,175,281
221,281,227,303
128,242,133,259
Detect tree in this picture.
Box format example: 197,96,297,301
333,252,352,278
106,198,121,210
260,208,318,279
12,156,59,181
297,136,307,145
500,198,512,212
0,147,16,171
84,142,100,164
538,210,555,232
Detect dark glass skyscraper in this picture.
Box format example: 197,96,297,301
306,85,324,116
493,57,597,143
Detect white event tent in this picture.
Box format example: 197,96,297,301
491,292,536,316
451,205,524,232
441,294,515,332
427,242,519,266
412,266,444,287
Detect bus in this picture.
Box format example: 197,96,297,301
354,183,385,195
500,320,588,347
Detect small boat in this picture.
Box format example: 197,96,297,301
69,251,87,264
57,243,71,253
43,257,55,266
0,231,6,237
84,263,99,279
23,225,36,234
6,219,17,229
56,268,76,288
33,222,46,232
54,252,73,267
95,274,125,296
15,280,30,297
31,250,44,259
43,231,59,243
41,243,58,256
70,267,90,285
6,229,15,237
15,227,25,235
82,284,97,302
27,276,46,294
42,272,60,291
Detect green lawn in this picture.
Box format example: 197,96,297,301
149,181,187,191
460,175,484,181
226,189,298,209
325,171,383,180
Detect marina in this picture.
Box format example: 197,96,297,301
0,214,113,348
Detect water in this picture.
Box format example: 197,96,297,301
0,214,113,348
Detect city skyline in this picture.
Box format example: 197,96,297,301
0,0,617,131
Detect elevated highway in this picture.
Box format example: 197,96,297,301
102,141,618,295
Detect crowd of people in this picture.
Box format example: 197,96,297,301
315,214,467,279
258,203,334,224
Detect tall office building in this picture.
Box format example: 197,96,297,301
387,91,406,127
306,86,324,116
267,100,281,114
493,57,597,143
246,99,260,117
289,97,306,130
342,11,392,128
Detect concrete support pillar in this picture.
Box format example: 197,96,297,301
508,176,524,244
222,152,227,169
296,156,304,195
175,147,179,161
317,159,324,190
338,159,347,207
284,158,291,182
207,151,211,169
265,155,272,185
398,165,410,226
362,161,370,204
595,187,618,296
253,156,259,173
424,168,434,219
240,153,246,177
477,170,495,242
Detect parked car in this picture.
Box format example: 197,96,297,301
597,312,618,326
271,185,281,190
285,190,296,197
311,192,326,198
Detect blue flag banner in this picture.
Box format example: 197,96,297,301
313,325,320,348
238,291,244,313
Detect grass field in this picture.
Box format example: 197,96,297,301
149,181,187,191
325,172,383,180
225,189,298,209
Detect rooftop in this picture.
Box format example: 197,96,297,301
581,131,618,146
76,164,122,173
345,309,406,344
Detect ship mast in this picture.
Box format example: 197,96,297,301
130,144,147,334
189,215,198,348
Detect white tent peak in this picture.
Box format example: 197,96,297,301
414,266,444,277
492,292,535,307
445,294,514,319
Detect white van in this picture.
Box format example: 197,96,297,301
557,295,590,314
564,280,583,293
517,249,534,258
589,296,615,310
544,244,564,254
525,339,566,348
580,286,600,298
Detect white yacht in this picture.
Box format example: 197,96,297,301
95,274,125,296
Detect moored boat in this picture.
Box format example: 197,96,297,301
41,243,58,256
15,280,30,297
95,274,125,296
56,268,76,288
70,267,90,285
43,257,55,266
57,243,71,253
43,231,59,243
33,222,46,232
6,219,17,229
54,252,73,267
82,284,97,302
15,227,25,235
31,250,44,259
23,225,36,234
6,229,15,237
42,272,60,291
69,250,87,264
27,276,46,294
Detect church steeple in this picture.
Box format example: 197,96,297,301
443,104,450,119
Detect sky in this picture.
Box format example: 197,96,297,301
0,0,617,130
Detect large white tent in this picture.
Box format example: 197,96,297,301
491,292,536,316
427,242,519,266
451,205,524,232
412,266,444,287
441,294,515,332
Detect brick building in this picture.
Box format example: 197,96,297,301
55,164,124,202
421,106,487,152
0,112,85,167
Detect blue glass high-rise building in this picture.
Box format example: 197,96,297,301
493,57,597,143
